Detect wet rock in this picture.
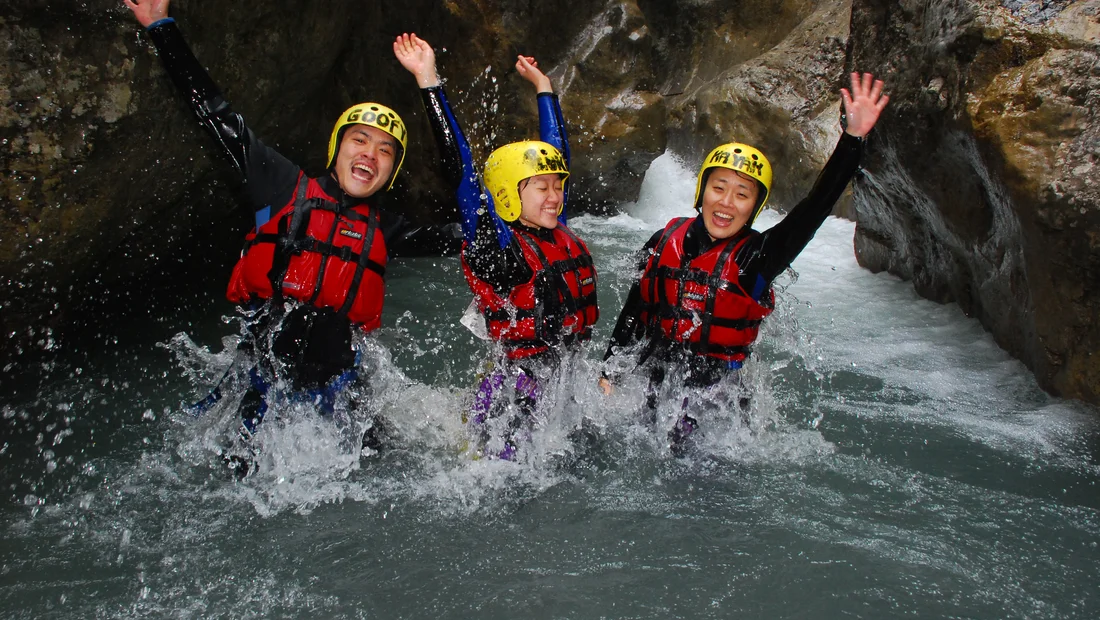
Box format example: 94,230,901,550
662,0,853,212
849,0,1100,401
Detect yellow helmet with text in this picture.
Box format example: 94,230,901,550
326,102,408,191
483,140,569,222
693,142,773,224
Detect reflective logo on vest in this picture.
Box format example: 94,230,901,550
339,229,363,240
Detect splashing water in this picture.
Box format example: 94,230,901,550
1,152,1098,618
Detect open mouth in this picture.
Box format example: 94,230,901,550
350,162,376,183
712,211,735,225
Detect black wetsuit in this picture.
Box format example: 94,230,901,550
605,133,865,388
145,19,460,387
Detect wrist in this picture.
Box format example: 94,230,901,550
416,73,441,88
146,16,174,29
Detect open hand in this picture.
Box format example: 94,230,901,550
516,55,552,93
394,33,439,88
840,72,890,138
123,0,170,27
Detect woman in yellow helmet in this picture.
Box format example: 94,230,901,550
396,34,599,460
602,72,889,455
125,0,460,476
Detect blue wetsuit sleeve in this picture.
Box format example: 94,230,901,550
145,20,300,217
537,93,571,226
421,86,512,248
421,87,531,290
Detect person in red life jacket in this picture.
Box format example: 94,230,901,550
395,34,598,460
125,1,460,474
601,72,889,455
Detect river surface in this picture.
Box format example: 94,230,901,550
2,153,1098,619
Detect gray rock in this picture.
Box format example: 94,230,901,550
849,0,1100,401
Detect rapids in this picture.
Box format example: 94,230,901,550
1,152,1097,618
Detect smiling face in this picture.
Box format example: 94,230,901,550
332,125,398,198
516,173,564,230
699,167,761,241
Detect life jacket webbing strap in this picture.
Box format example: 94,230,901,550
649,303,763,330
502,329,590,357
305,203,345,307
654,265,734,291
269,175,312,302
514,229,596,336
483,291,597,323
699,236,741,348
645,218,691,329
280,238,385,278
337,208,383,318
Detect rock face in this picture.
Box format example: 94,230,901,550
847,0,1099,401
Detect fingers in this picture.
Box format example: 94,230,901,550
849,71,887,103
393,33,429,56
411,32,431,50
869,77,885,102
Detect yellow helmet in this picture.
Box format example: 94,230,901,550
483,141,569,222
693,142,773,224
326,102,408,191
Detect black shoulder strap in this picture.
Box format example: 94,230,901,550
269,175,313,302
337,208,384,317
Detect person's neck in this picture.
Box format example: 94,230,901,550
512,219,554,238
323,172,374,206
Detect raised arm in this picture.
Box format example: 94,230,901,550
398,34,512,251
125,0,300,217
517,56,572,224
745,72,889,284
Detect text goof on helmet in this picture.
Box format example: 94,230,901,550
483,140,569,222
327,102,408,191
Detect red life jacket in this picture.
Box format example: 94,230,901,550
226,174,388,332
463,224,599,360
639,217,773,364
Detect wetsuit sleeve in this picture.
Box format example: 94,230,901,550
603,229,664,361
537,93,572,225
421,86,531,290
145,20,300,218
737,132,865,290
421,86,511,247
464,195,533,292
